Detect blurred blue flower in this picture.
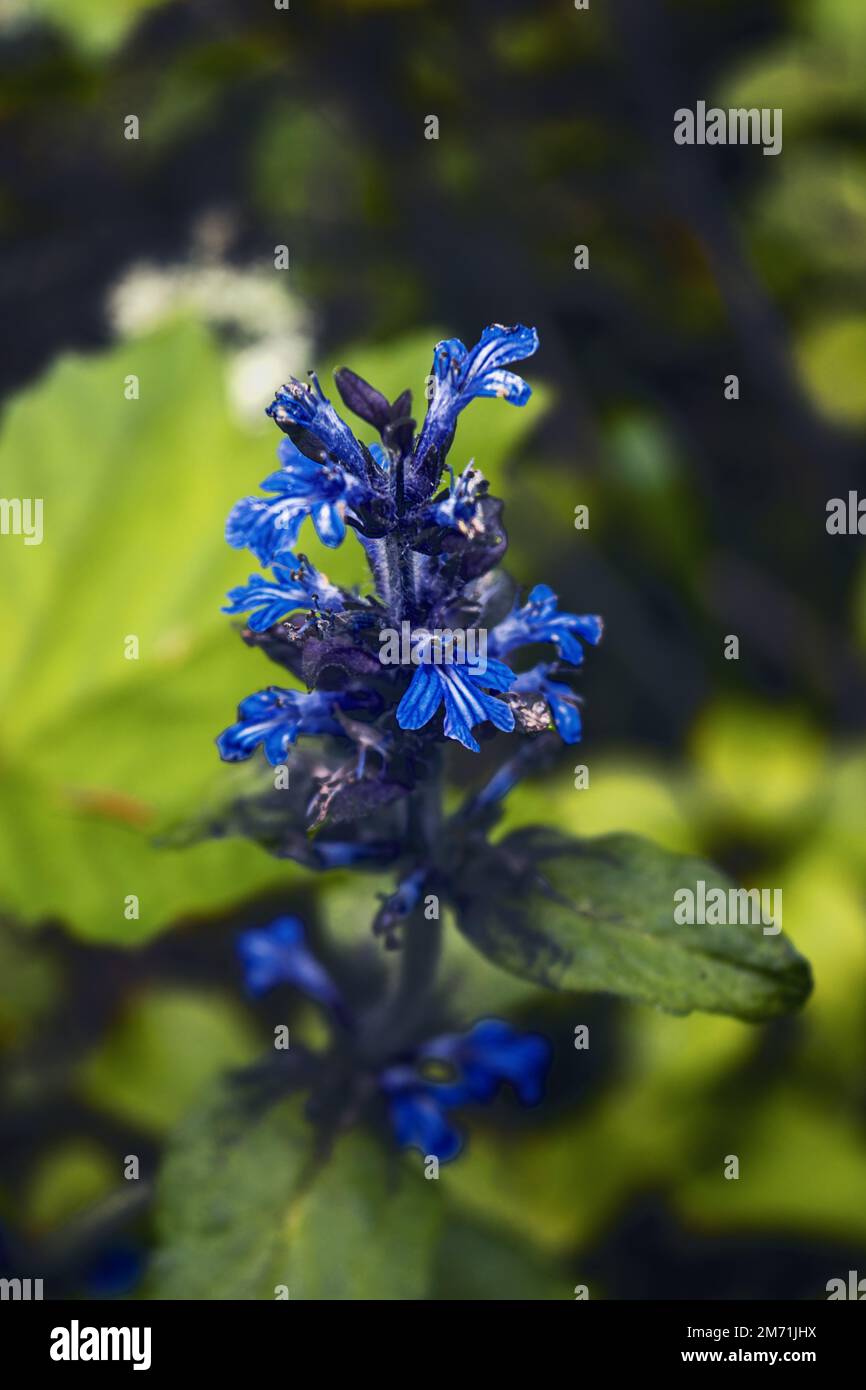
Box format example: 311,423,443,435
421,1018,552,1105
379,1066,464,1162
231,914,552,1163
382,1018,552,1161
238,916,347,1019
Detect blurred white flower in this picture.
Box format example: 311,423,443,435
107,221,312,426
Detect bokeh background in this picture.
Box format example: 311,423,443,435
2,0,866,1300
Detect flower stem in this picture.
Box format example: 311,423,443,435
360,755,444,1062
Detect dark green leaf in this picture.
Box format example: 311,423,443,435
149,1082,442,1300
453,830,812,1022
274,1130,442,1300
148,1082,310,1300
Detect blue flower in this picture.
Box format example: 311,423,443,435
216,686,345,765
491,584,603,666
414,324,538,468
421,1018,552,1106
380,1066,463,1161
512,664,584,744
224,555,345,633
237,916,346,1017
266,371,369,478
396,655,516,753
381,1018,552,1162
226,438,372,564
422,463,488,533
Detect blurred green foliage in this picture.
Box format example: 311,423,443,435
4,0,173,57
80,988,260,1135
0,322,296,943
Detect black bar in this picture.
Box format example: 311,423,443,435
1,1298,861,1373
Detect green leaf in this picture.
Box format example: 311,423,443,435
13,0,172,57
453,829,812,1022
150,1083,442,1300
149,1083,311,1300
0,321,306,943
276,1130,442,1301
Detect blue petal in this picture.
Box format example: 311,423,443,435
462,1019,552,1105
555,630,586,666
223,572,310,632
441,667,515,749
526,583,556,608
415,324,539,472
463,367,531,406
467,656,515,693
368,442,390,472
275,436,325,478
396,664,444,731
389,1091,463,1161
216,687,343,763
423,1019,552,1108
548,689,583,744
266,374,368,478
225,496,303,565
311,501,346,547
237,915,345,1016
263,722,295,765
573,613,603,645
215,722,259,761
381,1068,464,1161
432,337,468,380
490,583,602,667
463,323,539,380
